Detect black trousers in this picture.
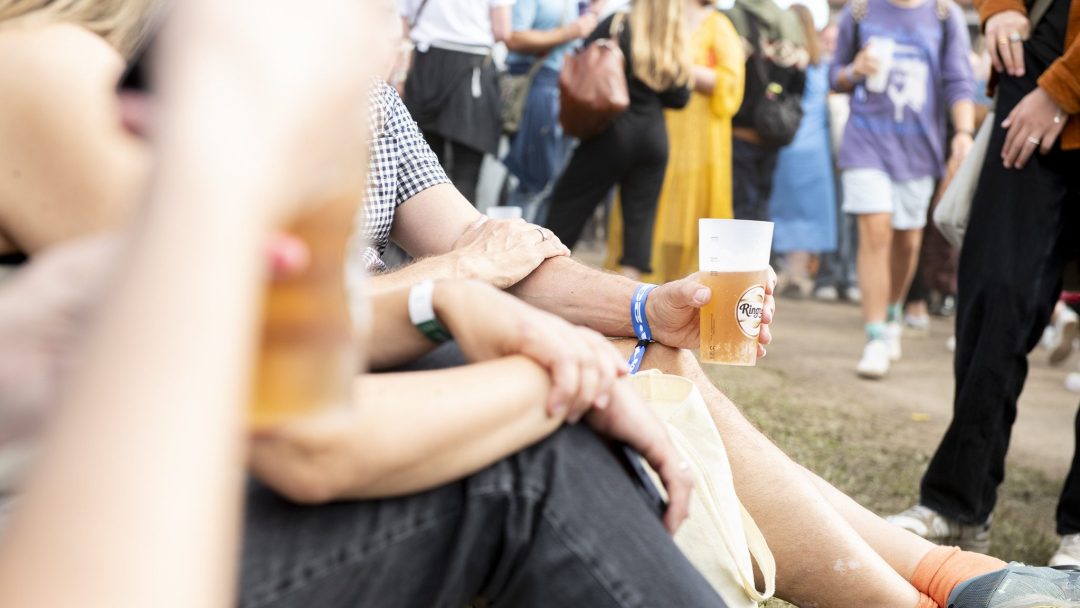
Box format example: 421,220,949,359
920,15,1080,533
731,138,780,222
545,111,670,273
423,132,485,206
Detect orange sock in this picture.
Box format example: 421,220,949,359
915,592,939,608
911,546,1007,607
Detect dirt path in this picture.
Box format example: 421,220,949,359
733,298,1078,480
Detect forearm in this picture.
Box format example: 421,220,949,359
368,252,470,294
0,176,264,607
692,65,716,95
252,356,564,501
508,256,637,337
366,280,478,370
506,27,575,55
832,64,859,94
950,99,976,134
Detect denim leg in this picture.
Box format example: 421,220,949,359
239,425,724,608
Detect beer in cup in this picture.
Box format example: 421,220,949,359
698,219,773,366
250,192,358,430
864,36,895,94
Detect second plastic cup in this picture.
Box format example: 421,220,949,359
698,219,773,366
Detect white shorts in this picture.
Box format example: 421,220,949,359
841,169,935,230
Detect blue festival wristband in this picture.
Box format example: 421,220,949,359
627,283,658,375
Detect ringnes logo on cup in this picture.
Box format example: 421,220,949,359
734,284,766,339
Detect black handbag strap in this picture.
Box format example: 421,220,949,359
411,0,432,27
743,11,772,88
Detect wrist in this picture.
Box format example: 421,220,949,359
845,64,863,84
408,280,453,343
953,130,974,139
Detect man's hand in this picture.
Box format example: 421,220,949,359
435,281,627,422
985,10,1030,78
1001,86,1068,169
947,132,975,176
850,46,880,80
585,381,693,534
450,218,570,289
648,268,778,357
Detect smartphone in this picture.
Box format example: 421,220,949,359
613,442,668,517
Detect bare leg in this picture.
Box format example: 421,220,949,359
889,228,923,306
614,340,923,607
857,213,894,325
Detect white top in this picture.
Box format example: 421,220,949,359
399,0,516,48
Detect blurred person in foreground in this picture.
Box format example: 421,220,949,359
0,0,384,604
889,0,1080,568
830,0,976,380
502,0,599,223
397,0,511,205
767,2,838,300
544,0,692,280
605,0,745,284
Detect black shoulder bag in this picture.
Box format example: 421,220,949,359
744,11,803,148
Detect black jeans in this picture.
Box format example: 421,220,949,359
239,425,724,607
545,111,670,273
239,344,724,607
731,138,779,222
920,0,1080,533
424,132,485,206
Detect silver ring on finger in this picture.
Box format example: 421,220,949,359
1027,136,1041,145
1009,31,1023,42
535,227,546,242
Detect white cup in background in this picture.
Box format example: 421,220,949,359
864,36,895,94
486,206,524,220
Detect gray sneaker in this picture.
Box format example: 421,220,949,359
948,562,1080,607
886,504,992,554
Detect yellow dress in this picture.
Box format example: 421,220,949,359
606,11,744,283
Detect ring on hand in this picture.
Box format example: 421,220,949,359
1008,31,1023,42
997,36,1010,45
535,227,546,242
1027,136,1041,145
1054,111,1064,125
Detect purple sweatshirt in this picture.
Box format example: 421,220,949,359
830,0,975,180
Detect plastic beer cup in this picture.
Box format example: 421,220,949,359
698,219,773,366
864,36,895,94
249,192,358,430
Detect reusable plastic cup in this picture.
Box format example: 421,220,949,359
486,206,524,220
698,219,774,366
250,192,358,431
865,36,895,94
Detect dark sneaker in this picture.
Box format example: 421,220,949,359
948,562,1080,607
886,504,992,554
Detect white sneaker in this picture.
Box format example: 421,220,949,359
1050,533,1080,567
856,339,891,379
885,322,903,361
1049,307,1080,365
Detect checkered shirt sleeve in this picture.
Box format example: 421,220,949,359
357,82,449,273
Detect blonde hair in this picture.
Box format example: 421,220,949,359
628,0,691,91
0,0,155,58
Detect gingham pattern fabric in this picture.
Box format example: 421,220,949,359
357,82,449,273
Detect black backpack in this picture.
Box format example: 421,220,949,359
743,10,805,149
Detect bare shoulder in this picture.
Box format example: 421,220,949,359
0,21,123,104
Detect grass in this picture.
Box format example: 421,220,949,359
701,364,1062,608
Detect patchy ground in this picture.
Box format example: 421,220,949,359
701,297,1079,607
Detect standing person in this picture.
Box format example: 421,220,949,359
725,0,807,222
544,0,692,280
768,3,837,299
502,0,598,222
605,0,745,284
889,0,1080,565
830,0,976,380
398,0,512,205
